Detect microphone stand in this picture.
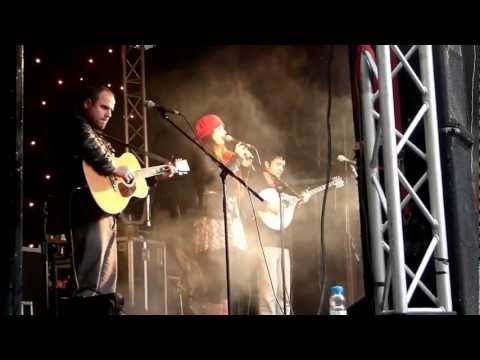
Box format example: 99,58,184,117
338,156,358,182
277,185,287,315
264,169,293,315
349,164,358,180
151,109,264,315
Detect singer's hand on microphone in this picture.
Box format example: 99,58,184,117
234,142,254,167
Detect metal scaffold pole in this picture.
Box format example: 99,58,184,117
358,45,453,314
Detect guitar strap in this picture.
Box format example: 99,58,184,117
263,167,300,197
94,129,169,164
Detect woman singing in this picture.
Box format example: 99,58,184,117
190,114,253,315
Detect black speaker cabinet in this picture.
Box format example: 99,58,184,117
434,45,480,315
22,246,48,316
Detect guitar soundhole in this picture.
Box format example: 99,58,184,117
118,182,136,197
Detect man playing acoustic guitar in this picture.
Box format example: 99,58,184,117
55,85,174,306
248,149,343,314
248,151,311,315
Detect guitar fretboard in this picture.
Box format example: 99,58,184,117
134,166,168,179
308,185,327,196
306,180,341,196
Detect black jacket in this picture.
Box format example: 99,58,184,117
48,114,117,231
194,151,243,220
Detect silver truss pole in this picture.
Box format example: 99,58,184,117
122,47,129,156
139,46,152,228
418,45,452,312
360,52,386,312
121,45,149,226
377,45,408,313
358,45,453,314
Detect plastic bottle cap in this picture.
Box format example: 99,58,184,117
331,285,343,295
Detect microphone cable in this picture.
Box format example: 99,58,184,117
317,45,334,314
179,113,197,138
245,185,293,315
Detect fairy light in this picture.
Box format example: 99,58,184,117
57,79,63,85
34,57,41,64
80,77,84,81
108,48,113,54
45,174,51,180
30,140,36,146
88,58,94,64
41,100,47,106
28,202,35,208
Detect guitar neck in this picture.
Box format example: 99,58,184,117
135,165,168,179
307,181,339,196
308,184,327,196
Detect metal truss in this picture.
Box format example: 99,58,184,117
359,45,453,314
121,45,150,225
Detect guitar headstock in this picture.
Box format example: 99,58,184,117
330,176,345,188
174,158,190,175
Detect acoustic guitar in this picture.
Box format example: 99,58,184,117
83,152,189,214
258,176,344,231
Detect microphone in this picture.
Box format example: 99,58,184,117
338,154,358,179
225,134,258,164
144,100,181,115
337,154,356,165
225,135,256,149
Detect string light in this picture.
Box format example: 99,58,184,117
80,77,84,81
88,58,94,64
28,202,35,208
41,100,47,106
120,86,124,91
129,114,134,119
30,140,36,146
57,79,63,85
107,83,112,88
108,48,113,54
45,174,51,180
34,58,41,64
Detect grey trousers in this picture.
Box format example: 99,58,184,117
257,247,291,315
72,215,117,296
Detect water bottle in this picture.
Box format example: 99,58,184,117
329,285,347,315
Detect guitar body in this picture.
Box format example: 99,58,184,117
258,176,344,231
258,188,297,231
83,152,149,214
